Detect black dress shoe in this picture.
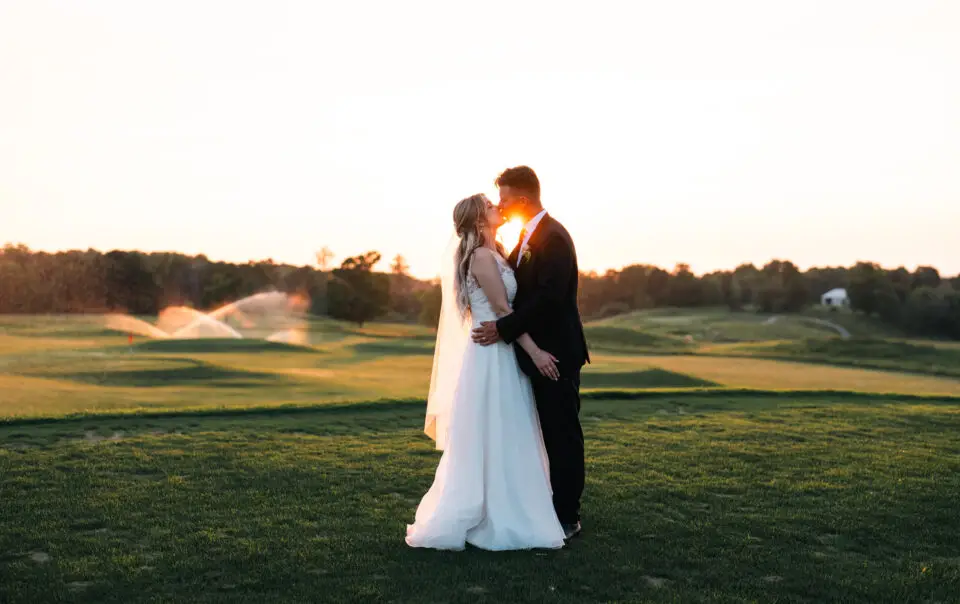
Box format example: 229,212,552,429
562,522,581,540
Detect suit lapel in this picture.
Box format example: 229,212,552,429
516,214,551,274
522,214,551,259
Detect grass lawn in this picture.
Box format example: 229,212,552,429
3,314,958,419
716,338,960,379
635,355,960,396
2,394,959,603
2,313,960,602
583,308,960,381
591,308,843,344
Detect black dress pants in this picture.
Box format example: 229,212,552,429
531,370,584,525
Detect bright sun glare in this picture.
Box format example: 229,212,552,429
497,219,524,252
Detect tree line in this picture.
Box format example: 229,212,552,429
574,260,959,339
0,244,430,329
1,244,958,339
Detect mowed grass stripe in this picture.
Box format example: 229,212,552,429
641,355,960,395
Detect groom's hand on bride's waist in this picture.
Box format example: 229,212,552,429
472,321,501,346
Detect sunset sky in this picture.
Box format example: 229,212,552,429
2,1,958,279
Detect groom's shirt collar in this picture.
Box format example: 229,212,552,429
520,209,548,252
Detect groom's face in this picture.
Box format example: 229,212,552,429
497,186,531,221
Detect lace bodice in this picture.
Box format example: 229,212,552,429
468,253,517,326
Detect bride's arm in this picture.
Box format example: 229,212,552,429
471,250,560,380
470,248,512,317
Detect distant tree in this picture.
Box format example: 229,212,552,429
754,285,781,314
875,282,903,323
725,274,744,311
781,262,809,312
315,247,335,271
756,260,807,313
902,287,960,339
886,267,912,303
200,267,244,310
646,267,671,307
949,290,960,339
0,244,34,312
104,251,160,314
326,251,389,326
732,263,761,308
418,283,442,327
614,265,649,309
847,262,885,316
390,254,410,275
576,271,608,318
666,263,702,307
699,272,726,307
911,266,941,290
848,262,901,321
279,265,328,315
386,262,425,321
340,251,381,272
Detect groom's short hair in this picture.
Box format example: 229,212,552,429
496,166,540,199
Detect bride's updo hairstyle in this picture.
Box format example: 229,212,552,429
452,193,502,320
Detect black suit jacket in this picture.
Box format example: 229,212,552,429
497,214,590,378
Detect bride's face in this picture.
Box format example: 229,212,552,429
484,198,505,230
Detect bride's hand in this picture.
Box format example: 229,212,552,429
531,349,560,381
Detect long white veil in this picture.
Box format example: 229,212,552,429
424,234,469,450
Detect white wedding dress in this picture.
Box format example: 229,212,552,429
405,253,565,551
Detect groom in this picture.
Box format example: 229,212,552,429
472,165,590,540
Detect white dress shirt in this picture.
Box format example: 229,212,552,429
517,209,548,266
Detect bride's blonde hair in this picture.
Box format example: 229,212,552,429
452,194,505,319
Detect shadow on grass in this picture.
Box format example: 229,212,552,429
773,337,960,362
33,328,122,339
581,368,715,389
351,341,435,356
129,338,318,354
22,357,288,388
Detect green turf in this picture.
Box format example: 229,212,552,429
719,338,960,379
592,308,841,343
1,394,958,603
799,308,912,339
582,325,689,352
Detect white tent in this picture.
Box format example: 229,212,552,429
821,287,849,307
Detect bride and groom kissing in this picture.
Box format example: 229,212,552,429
406,166,590,551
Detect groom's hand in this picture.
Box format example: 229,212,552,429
472,321,500,346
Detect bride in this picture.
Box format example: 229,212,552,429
405,193,566,551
